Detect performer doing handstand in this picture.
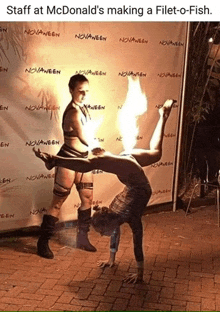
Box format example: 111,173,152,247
34,99,174,283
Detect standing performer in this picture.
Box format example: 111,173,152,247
34,99,174,283
37,74,98,259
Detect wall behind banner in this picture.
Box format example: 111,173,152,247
0,22,187,231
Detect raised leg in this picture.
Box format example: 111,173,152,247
131,99,175,167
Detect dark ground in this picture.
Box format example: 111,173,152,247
1,190,220,311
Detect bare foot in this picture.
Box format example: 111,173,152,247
33,148,55,170
159,99,176,119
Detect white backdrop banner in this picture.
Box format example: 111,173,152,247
0,22,188,231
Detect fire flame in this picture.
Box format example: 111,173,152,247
84,116,103,150
118,77,147,153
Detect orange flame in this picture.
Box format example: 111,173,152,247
118,77,147,153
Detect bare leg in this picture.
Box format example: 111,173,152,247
150,99,175,151
131,99,175,167
48,194,68,218
33,147,92,172
33,148,139,176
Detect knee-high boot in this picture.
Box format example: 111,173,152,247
37,214,59,259
76,208,96,252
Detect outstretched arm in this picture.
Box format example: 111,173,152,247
131,99,175,167
123,216,144,284
97,227,120,268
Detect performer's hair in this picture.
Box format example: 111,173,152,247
92,206,119,233
68,74,89,90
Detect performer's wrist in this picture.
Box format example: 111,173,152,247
109,251,116,263
137,261,144,279
137,261,144,269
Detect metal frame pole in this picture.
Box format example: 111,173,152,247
173,22,191,212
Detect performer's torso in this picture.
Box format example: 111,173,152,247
62,102,90,153
110,169,152,222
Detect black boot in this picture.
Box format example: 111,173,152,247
37,215,58,259
76,208,96,252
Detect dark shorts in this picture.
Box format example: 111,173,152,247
53,144,92,197
57,144,88,158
